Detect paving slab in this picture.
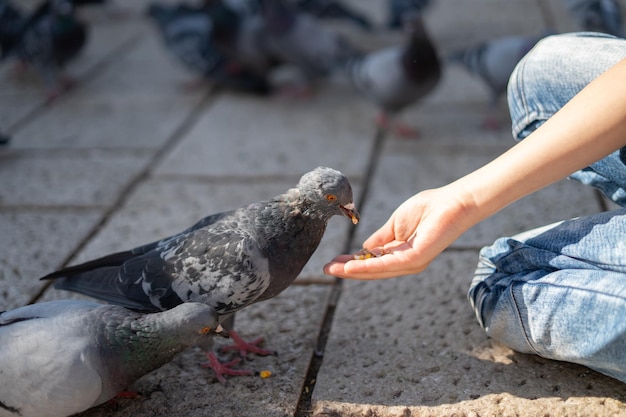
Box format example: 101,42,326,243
0,209,103,310
0,10,143,131
75,284,332,417
312,251,626,416
155,80,375,179
0,149,150,207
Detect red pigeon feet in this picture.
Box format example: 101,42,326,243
201,352,254,385
219,330,277,359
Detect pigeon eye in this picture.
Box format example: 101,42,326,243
199,326,212,335
326,194,337,201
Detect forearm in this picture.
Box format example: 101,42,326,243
453,57,626,227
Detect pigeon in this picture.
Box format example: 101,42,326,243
8,0,88,98
0,300,222,417
344,16,441,138
387,0,433,29
0,0,25,60
261,0,360,95
293,0,372,30
563,0,624,37
448,32,549,129
0,130,10,146
201,0,279,91
224,0,372,29
147,2,273,95
41,167,359,382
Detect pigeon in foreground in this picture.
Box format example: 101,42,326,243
41,167,359,382
147,2,273,95
8,0,88,98
563,0,624,37
344,16,441,138
448,32,549,129
0,300,222,417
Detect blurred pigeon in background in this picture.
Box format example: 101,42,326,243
0,300,222,417
563,0,624,37
0,130,10,146
0,0,25,60
225,0,372,29
293,0,372,30
344,16,441,138
202,0,279,92
448,32,549,129
147,2,273,94
41,167,359,383
4,0,88,99
387,0,433,29
261,0,360,95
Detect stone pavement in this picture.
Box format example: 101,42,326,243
2,0,626,416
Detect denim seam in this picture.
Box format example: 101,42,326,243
509,52,551,139
508,283,541,355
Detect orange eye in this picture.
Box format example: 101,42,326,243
326,194,337,201
199,326,212,335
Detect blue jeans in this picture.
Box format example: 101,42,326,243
468,33,626,383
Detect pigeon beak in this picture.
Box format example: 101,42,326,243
340,203,360,225
214,324,230,338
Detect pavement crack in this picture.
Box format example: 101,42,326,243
294,127,388,417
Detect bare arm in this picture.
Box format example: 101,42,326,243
325,57,626,280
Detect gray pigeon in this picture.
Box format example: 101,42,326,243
41,167,359,381
344,16,441,138
148,1,275,95
387,0,432,29
261,0,359,94
564,0,624,37
12,0,88,99
0,300,222,417
448,32,549,129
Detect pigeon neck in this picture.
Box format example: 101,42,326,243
263,0,296,35
109,314,202,380
401,19,441,83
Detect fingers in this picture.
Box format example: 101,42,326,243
323,242,422,280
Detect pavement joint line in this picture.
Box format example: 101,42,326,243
294,126,388,417
6,29,145,135
0,205,107,213
28,86,221,305
150,172,366,185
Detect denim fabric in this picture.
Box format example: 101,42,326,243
508,32,626,205
469,33,626,383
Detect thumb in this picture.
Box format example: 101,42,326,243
362,216,396,249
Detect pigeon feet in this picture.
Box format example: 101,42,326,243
220,330,277,359
276,82,314,99
201,352,254,385
480,114,502,131
376,113,420,139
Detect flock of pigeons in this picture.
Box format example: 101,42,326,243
0,0,625,416
0,0,624,134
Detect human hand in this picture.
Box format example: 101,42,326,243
323,187,476,279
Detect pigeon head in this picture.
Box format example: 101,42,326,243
157,302,225,339
297,167,359,224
